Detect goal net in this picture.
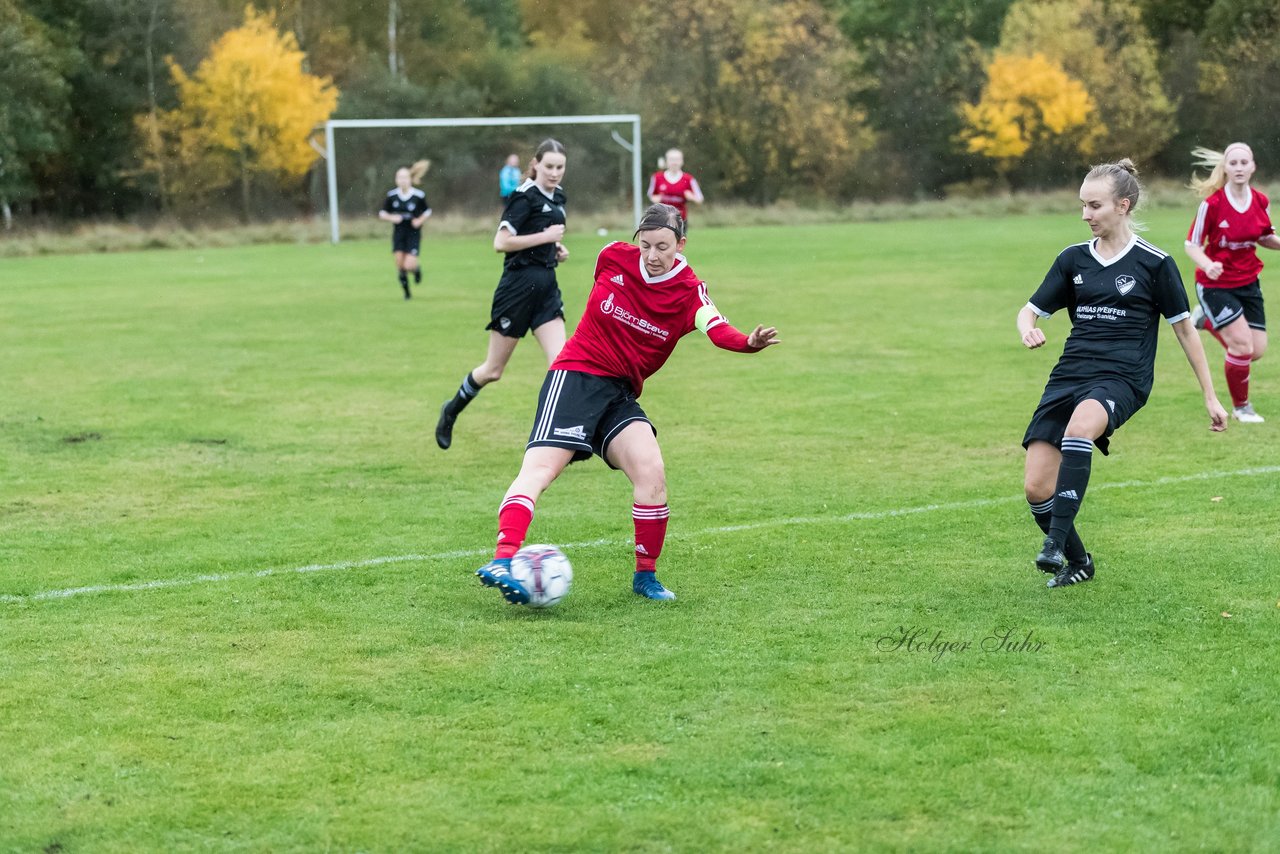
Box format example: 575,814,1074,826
322,114,643,243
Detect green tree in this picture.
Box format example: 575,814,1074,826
836,0,1015,196
149,6,338,221
999,0,1175,168
0,0,71,225
18,0,184,217
1190,1,1280,167
621,0,872,204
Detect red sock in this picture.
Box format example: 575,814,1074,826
632,503,669,572
496,494,535,559
1224,353,1252,408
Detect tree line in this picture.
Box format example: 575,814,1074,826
2,0,1276,226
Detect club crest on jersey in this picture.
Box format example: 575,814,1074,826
601,292,615,314
1115,274,1136,296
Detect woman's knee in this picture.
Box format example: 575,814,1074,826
474,363,503,384
1024,478,1053,504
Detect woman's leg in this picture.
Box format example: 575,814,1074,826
1025,440,1088,569
471,331,522,386
606,422,675,599
1218,316,1256,410
531,317,567,366
478,446,575,603
392,251,411,298
496,446,576,559
1036,400,1107,583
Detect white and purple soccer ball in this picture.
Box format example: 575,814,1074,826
509,544,573,608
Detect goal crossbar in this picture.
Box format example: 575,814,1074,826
323,114,643,244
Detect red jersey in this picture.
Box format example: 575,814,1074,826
1186,187,1274,289
552,242,729,396
647,170,701,221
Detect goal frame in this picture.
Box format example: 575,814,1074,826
322,114,643,244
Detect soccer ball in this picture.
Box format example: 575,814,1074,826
509,544,573,608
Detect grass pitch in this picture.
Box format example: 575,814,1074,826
1,212,1277,852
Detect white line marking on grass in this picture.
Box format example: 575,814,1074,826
3,465,1276,604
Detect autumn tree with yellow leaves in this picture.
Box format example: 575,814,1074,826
960,52,1100,184
999,0,1175,168
139,6,337,220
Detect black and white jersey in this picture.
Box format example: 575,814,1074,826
498,179,567,272
1028,235,1191,399
382,188,431,231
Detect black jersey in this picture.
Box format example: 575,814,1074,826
1028,235,1191,399
382,188,431,232
499,179,567,272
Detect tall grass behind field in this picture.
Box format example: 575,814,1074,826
3,177,1266,257
1,213,1277,851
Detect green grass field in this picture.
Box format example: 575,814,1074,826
2,211,1277,852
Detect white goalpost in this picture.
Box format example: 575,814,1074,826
322,114,643,244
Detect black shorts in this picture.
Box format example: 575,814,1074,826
1196,280,1266,331
392,228,420,255
526,370,655,467
1022,379,1145,456
486,265,564,338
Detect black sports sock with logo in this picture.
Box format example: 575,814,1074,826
1048,437,1093,549
1029,498,1087,563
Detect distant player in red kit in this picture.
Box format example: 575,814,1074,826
1185,142,1280,422
474,203,780,604
647,148,704,227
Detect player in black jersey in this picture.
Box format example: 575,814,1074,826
1016,159,1228,588
435,139,569,449
378,161,432,299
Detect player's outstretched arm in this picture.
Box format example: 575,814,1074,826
705,322,779,353
1257,234,1280,251
1171,317,1229,432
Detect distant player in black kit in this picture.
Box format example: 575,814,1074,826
1017,160,1228,588
435,139,569,449
379,161,432,299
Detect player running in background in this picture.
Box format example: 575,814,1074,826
647,148,703,229
435,140,570,450
474,203,779,603
378,161,432,300
1017,160,1227,588
1184,143,1280,423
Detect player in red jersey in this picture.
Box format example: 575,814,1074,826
647,148,704,226
1185,142,1280,422
474,203,780,604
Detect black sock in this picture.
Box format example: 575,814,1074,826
413,268,422,283
447,372,482,415
1048,437,1093,550
399,271,409,288
1029,498,1087,563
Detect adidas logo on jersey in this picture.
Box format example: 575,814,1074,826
1220,220,1230,228
1073,274,1083,285
611,274,624,285
542,203,552,212
1057,489,1079,500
